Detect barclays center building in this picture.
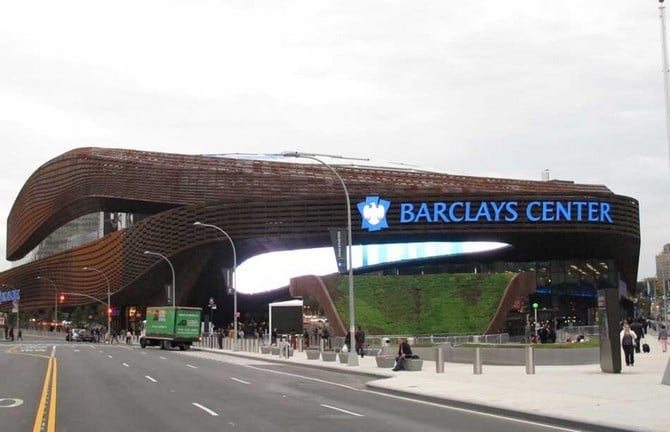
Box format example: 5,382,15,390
0,148,639,347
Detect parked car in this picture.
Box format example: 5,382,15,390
66,328,94,342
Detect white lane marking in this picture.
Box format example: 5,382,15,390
99,350,104,353
159,356,167,360
245,364,581,432
145,376,157,383
361,389,585,432
230,377,250,385
73,349,80,352
108,355,113,358
320,404,364,417
0,398,24,408
245,365,358,390
122,363,130,368
192,402,219,416
186,364,197,369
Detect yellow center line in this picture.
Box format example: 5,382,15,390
47,357,57,432
32,357,52,432
31,348,58,432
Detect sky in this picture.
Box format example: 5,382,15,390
1,1,669,293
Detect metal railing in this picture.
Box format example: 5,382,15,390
191,332,512,354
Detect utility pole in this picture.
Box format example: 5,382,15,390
659,0,670,169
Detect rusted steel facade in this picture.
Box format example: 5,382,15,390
0,147,640,312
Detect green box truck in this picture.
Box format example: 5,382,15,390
140,306,202,350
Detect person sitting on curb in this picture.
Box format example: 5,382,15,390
392,337,414,371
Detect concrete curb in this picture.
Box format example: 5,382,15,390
192,347,392,380
364,382,639,432
192,347,641,432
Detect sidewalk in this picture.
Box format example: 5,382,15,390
195,337,670,432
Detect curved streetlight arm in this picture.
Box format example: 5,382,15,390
82,266,115,338
60,291,107,306
144,251,176,306
83,267,124,297
281,151,357,366
37,276,59,327
193,222,237,271
193,221,238,349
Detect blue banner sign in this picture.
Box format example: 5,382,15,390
0,289,20,303
358,197,613,232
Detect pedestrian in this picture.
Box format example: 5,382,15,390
321,326,330,349
110,330,120,344
217,328,223,349
290,329,297,349
303,329,310,348
620,323,637,367
17,329,22,341
355,325,366,358
9,326,14,341
392,337,414,371
125,330,132,344
630,318,644,354
659,324,668,353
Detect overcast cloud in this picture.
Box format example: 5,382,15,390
0,1,668,290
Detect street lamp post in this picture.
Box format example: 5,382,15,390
144,251,176,306
37,276,58,331
83,267,112,341
659,0,670,169
282,151,359,366
193,221,238,351
665,279,669,326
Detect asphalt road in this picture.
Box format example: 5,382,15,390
1,337,590,432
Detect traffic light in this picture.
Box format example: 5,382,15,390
59,293,65,303
107,307,112,316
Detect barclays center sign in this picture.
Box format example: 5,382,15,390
357,196,613,232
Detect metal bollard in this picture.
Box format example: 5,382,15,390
525,346,535,374
436,347,445,373
473,347,482,375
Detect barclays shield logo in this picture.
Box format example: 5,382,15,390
357,196,391,232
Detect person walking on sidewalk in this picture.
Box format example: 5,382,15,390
631,318,644,354
355,326,366,358
659,324,668,353
620,323,638,367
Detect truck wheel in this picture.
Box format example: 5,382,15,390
179,345,185,351
161,340,169,350
140,338,146,348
